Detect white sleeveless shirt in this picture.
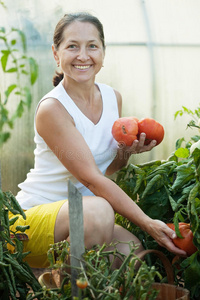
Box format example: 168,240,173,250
16,81,119,210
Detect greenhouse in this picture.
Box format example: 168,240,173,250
0,0,200,299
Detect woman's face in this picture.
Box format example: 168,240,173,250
52,21,105,84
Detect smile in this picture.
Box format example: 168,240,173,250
74,65,91,70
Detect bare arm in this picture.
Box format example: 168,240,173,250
36,98,186,256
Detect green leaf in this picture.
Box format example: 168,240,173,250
28,57,38,84
142,174,163,199
182,252,200,290
0,132,10,147
195,107,200,118
168,195,178,211
0,35,6,42
9,216,19,226
171,163,195,192
174,110,183,120
182,106,194,116
23,87,32,108
11,100,24,120
175,137,185,150
6,67,18,73
15,100,24,118
139,186,171,220
191,148,200,176
175,147,189,158
133,171,145,194
21,69,29,75
1,49,10,71
11,39,16,45
173,212,184,238
4,84,17,103
15,225,30,232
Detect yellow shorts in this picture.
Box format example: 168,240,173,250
9,199,67,268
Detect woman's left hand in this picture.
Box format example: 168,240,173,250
119,132,157,155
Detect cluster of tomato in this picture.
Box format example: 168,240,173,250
112,117,165,147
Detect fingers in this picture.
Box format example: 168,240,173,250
164,226,177,240
153,220,187,256
130,133,156,154
137,132,146,148
158,233,187,256
118,132,157,154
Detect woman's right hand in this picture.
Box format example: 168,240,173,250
146,219,187,256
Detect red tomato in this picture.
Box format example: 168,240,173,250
76,278,88,289
137,118,164,145
112,117,138,146
119,285,123,296
167,223,197,256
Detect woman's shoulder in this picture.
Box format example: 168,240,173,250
113,89,122,117
96,82,122,100
96,82,122,117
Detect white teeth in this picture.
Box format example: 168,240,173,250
74,65,90,70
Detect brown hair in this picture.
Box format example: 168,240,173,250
52,12,105,86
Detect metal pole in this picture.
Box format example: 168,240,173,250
140,0,157,160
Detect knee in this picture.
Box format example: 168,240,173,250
83,197,115,248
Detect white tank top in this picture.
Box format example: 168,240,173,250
16,81,119,209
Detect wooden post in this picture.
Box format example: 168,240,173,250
68,180,85,297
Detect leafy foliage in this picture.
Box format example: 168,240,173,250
174,104,200,132
174,104,200,121
28,241,161,300
0,190,41,299
0,5,38,146
114,137,200,299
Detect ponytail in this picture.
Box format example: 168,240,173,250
52,71,64,87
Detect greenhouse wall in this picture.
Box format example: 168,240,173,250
0,0,200,194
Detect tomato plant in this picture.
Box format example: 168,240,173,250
0,190,41,299
137,118,164,145
114,139,200,299
112,117,138,146
167,223,197,256
37,241,161,300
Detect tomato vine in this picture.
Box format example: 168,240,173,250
0,2,38,147
114,131,200,299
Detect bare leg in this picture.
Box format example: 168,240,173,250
54,196,115,248
43,200,143,288
106,224,144,269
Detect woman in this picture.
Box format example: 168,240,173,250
10,12,186,271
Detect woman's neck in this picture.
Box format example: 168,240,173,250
62,77,102,125
62,77,96,104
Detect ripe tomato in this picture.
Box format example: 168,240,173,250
76,278,88,289
137,118,164,145
167,223,197,256
112,117,138,146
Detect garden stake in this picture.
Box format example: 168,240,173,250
68,180,85,298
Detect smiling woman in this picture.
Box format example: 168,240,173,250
52,21,105,85
9,12,186,282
